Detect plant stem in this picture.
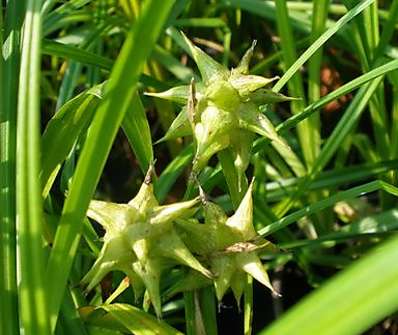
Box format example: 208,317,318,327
16,0,51,334
0,1,24,334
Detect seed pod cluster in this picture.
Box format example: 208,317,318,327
148,34,298,185
83,35,286,317
83,168,276,316
82,167,211,317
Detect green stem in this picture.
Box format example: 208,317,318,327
0,1,24,334
16,0,51,334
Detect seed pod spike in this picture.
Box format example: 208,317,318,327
236,252,276,294
226,179,256,238
181,31,229,83
144,85,190,104
81,257,114,293
150,197,200,225
155,108,191,144
249,89,300,104
230,272,246,308
235,40,257,75
132,259,163,317
155,230,212,278
128,164,158,211
87,201,131,232
123,268,146,303
239,106,291,152
213,257,235,301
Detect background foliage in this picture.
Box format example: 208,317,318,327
1,0,398,334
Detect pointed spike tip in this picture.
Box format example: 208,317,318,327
144,161,156,184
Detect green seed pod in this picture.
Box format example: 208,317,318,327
148,32,298,178
82,166,211,317
176,181,278,305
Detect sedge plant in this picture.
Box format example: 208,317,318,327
2,1,398,335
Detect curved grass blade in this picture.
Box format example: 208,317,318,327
45,1,175,330
122,93,153,173
276,59,398,133
258,180,398,237
260,234,398,335
42,39,113,70
90,303,183,335
41,84,104,197
0,0,24,333
272,0,375,93
264,159,398,202
16,0,51,334
279,209,398,250
155,144,194,203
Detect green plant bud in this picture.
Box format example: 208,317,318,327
148,33,293,178
176,181,277,304
82,166,211,317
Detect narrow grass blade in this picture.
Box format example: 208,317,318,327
272,0,375,93
155,144,194,203
312,76,383,175
264,159,398,202
16,1,51,334
40,85,104,197
45,1,175,330
121,93,153,173
306,0,329,162
152,45,194,82
274,0,310,166
276,59,398,133
95,304,183,335
0,1,24,334
260,234,398,335
42,39,113,69
259,180,398,237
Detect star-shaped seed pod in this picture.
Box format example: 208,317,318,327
174,181,278,305
147,34,301,185
81,166,212,317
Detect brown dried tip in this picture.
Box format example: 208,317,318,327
144,160,157,184
187,78,197,126
198,184,208,205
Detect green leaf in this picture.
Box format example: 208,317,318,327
45,1,176,330
122,93,153,173
260,234,398,335
42,39,113,70
40,84,104,197
258,180,398,237
272,0,376,93
0,0,24,333
16,0,51,333
99,303,183,335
